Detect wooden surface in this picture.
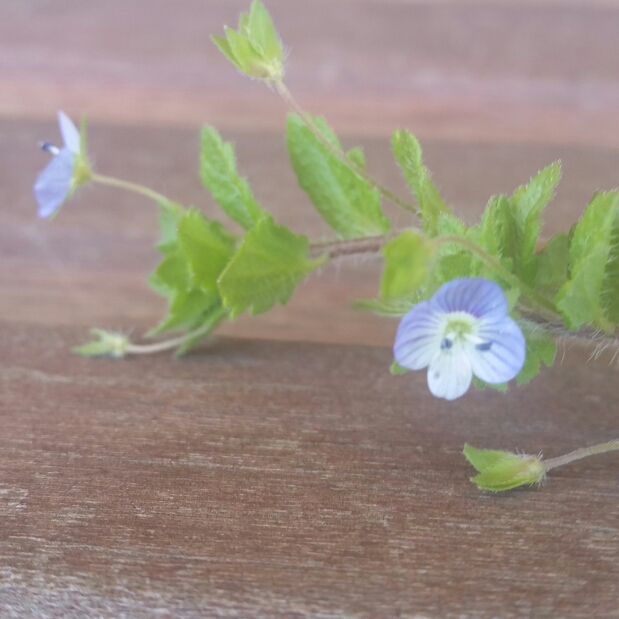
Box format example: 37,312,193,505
2,0,619,617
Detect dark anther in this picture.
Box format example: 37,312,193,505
440,338,453,350
476,341,492,352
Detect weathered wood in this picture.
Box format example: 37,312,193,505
1,324,618,618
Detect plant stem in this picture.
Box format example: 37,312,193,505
309,233,395,259
275,80,419,216
125,323,216,355
91,173,170,205
436,235,561,320
543,440,619,472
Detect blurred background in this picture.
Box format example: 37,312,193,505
2,0,619,347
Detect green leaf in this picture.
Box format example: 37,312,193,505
224,26,262,75
516,329,556,385
286,113,390,238
380,230,433,299
211,35,240,69
346,147,366,169
247,0,283,63
463,445,546,492
510,163,561,281
200,126,266,230
212,1,283,81
72,329,129,359
149,288,218,335
156,199,186,254
535,233,569,297
472,377,508,392
352,297,413,317
477,194,520,267
389,360,410,375
177,209,236,295
218,215,328,317
391,129,450,236
150,251,191,297
174,302,228,356
600,208,619,323
556,191,619,330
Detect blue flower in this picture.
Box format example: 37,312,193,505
33,111,85,218
394,277,526,400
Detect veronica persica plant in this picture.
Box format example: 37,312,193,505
393,278,526,400
33,111,91,218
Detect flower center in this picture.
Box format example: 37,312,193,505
439,311,492,352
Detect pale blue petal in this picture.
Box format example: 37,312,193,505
427,348,473,400
469,316,526,384
432,277,507,321
34,148,73,218
58,111,80,154
394,300,444,370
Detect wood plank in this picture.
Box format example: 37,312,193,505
2,1,619,145
1,323,618,617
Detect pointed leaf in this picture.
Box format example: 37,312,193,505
556,191,619,330
287,113,390,238
391,129,450,236
201,126,265,229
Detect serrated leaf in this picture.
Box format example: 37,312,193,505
516,329,556,385
391,129,450,236
177,209,236,295
535,233,569,297
149,288,218,335
478,194,520,266
201,126,265,229
154,199,186,255
287,113,390,238
218,215,328,318
510,163,561,281
600,209,619,323
556,191,619,330
352,297,413,316
380,230,433,299
464,445,545,492
150,251,191,297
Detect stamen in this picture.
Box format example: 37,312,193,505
476,341,492,352
440,337,453,350
39,142,60,155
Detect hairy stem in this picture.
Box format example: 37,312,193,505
309,234,395,259
275,81,419,216
91,173,170,205
543,440,619,472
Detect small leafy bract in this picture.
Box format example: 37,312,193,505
463,445,546,492
287,113,390,238
218,215,327,317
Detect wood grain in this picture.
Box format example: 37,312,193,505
2,0,619,616
1,324,619,618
